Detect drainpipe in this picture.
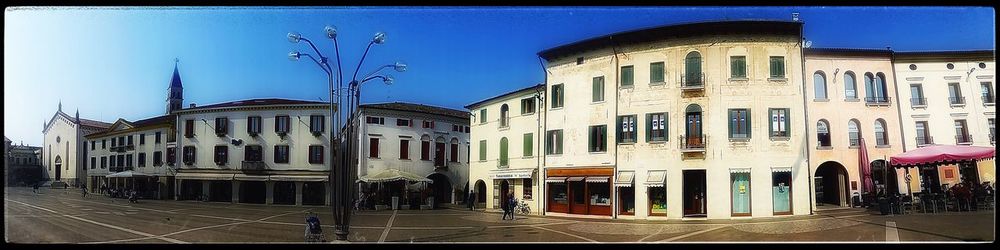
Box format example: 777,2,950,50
798,25,815,215
888,49,907,152
537,56,548,216
610,38,621,220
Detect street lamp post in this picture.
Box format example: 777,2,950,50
289,27,404,242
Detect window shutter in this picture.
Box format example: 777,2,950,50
769,109,775,137
479,140,486,161
645,114,652,142
746,109,752,138
588,127,595,150
729,110,736,138
602,126,608,150
784,109,791,137
616,116,623,143
593,77,601,102
523,133,532,157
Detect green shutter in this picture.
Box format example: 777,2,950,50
524,133,533,157
616,116,623,143
593,77,603,102
630,116,637,142
730,57,738,78
480,109,487,124
500,138,508,166
479,140,486,161
588,126,595,151
601,125,608,150
650,62,664,83
621,66,633,86
768,108,775,138
747,109,752,138
645,114,652,142
728,110,735,138
784,108,791,137
664,113,669,141
556,130,563,154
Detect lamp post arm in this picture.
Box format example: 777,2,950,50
301,54,332,75
361,65,393,81
351,41,376,82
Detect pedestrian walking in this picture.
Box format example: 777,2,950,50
501,192,512,220
467,192,476,211
81,186,88,198
33,182,39,194
507,191,517,220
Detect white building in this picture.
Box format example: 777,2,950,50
42,103,111,188
354,102,471,208
173,98,333,205
84,115,176,199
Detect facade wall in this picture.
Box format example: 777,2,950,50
804,54,907,206
42,115,86,185
540,34,810,219
85,124,174,196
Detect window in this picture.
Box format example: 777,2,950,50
273,145,289,163
396,118,411,127
91,157,96,169
110,155,116,167
102,139,106,149
479,140,487,161
500,104,510,127
153,151,162,166
617,115,637,143
183,146,195,165
399,140,410,160
848,120,861,147
369,138,380,158
124,154,132,167
523,178,533,200
100,156,107,169
649,185,667,215
247,116,262,135
366,116,385,125
650,62,664,83
479,109,487,124
769,108,790,138
729,109,751,139
308,145,324,164
909,64,917,70
523,133,533,157
545,130,563,155
214,145,228,165
685,52,703,86
576,57,584,65
450,142,459,163
138,153,146,167
954,120,971,144
592,76,605,102
874,119,888,146
499,137,509,166
521,98,536,114
421,140,430,160
910,84,926,106
647,113,667,142
769,56,785,78
875,73,888,102
215,117,228,136
166,147,176,165
814,72,827,100
127,135,133,146
817,120,831,147
620,66,634,87
980,62,987,69
730,56,747,78
948,83,965,105
275,115,291,135
947,63,954,70
185,119,195,138
844,72,858,99
588,125,607,152
989,118,995,144
464,126,470,133
91,141,95,150
981,82,995,104
139,134,145,145
119,136,125,146
111,137,117,147
310,115,325,134
551,84,564,109
245,145,263,162
915,121,931,145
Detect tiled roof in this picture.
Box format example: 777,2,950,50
131,115,173,127
78,118,112,129
804,47,893,55
361,102,469,120
466,83,545,109
893,50,995,57
178,98,329,112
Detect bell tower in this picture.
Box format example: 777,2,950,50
166,58,184,114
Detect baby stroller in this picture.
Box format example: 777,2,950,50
304,212,325,242
128,191,139,204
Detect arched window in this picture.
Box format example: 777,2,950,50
450,138,460,163
864,73,876,102
875,73,888,102
814,71,828,100
848,119,861,147
500,104,509,128
874,119,888,146
499,137,508,167
817,120,831,147
844,71,857,99
684,51,703,86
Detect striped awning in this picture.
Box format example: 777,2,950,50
614,171,635,187
174,172,235,181
645,170,666,187
233,174,268,181
545,177,567,183
771,167,793,173
585,176,609,183
268,175,328,182
566,176,586,182
730,168,752,174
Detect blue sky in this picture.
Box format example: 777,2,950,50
4,6,994,145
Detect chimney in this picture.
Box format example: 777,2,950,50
792,12,800,21
189,103,196,108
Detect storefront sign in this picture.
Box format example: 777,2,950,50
489,169,535,179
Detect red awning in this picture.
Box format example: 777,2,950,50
890,145,996,167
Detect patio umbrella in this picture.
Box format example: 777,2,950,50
357,168,433,184
859,137,874,195
890,145,995,167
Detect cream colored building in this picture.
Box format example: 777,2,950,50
173,99,332,205
803,48,907,210
892,50,996,191
84,115,176,199
42,103,111,188
466,84,545,213
530,20,811,219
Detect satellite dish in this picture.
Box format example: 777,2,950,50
804,41,813,48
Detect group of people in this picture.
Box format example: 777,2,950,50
500,191,518,220
98,184,140,203
945,180,994,211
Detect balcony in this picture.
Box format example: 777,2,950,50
680,73,705,91
242,161,267,174
864,97,891,106
949,96,966,106
910,97,927,107
983,95,996,106
955,135,973,145
125,145,134,151
916,136,934,147
679,134,707,152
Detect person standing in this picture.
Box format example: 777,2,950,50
508,191,517,220
500,192,511,220
467,192,476,211
33,182,39,194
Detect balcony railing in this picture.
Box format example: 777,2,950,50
955,134,973,145
991,134,995,145
849,138,860,147
949,96,966,105
916,136,934,147
680,73,705,90
910,97,927,107
679,134,707,152
865,97,891,106
983,95,996,105
242,161,267,173
125,145,134,151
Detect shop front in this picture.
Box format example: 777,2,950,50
489,168,537,210
546,168,613,216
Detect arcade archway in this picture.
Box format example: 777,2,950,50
815,161,851,207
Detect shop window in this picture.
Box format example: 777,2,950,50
649,186,667,215
551,182,568,204
589,182,611,206
523,178,533,200
619,187,635,215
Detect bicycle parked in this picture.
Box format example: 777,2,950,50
515,200,531,215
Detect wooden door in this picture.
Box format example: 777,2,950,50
569,181,587,214
686,113,702,147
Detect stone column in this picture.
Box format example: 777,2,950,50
265,181,274,205
202,180,211,201
232,181,241,203
295,181,304,206
325,181,331,206
174,179,181,201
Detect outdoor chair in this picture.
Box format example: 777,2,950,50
945,196,959,212
935,194,948,212
900,195,914,214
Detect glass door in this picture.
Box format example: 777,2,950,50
772,172,792,215
731,172,751,216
